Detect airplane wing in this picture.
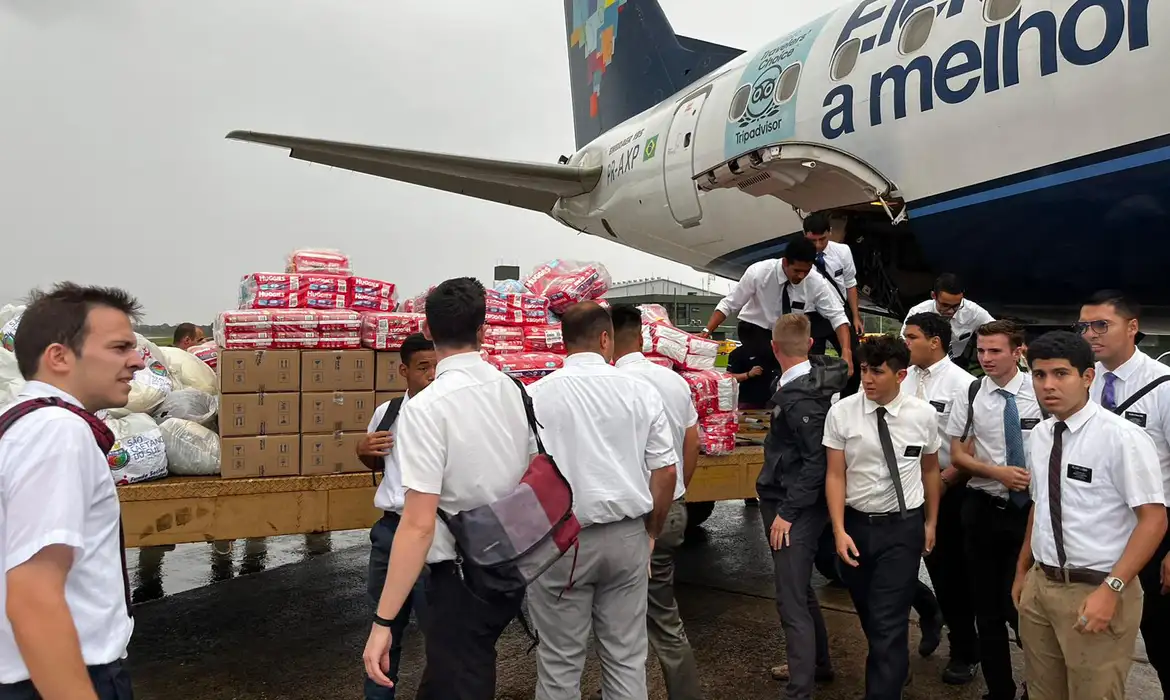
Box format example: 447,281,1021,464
225,131,602,213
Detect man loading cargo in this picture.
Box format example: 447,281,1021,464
171,323,205,350
701,236,853,399
802,212,863,398
356,332,436,700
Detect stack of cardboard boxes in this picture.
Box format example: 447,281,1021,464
217,348,408,479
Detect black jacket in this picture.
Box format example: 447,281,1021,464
756,355,850,522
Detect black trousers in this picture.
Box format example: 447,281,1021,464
962,490,1029,700
922,486,979,664
760,500,831,700
1138,506,1170,691
366,512,429,700
839,507,926,700
808,314,861,397
416,562,525,700
0,661,132,700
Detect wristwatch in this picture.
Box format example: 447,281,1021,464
1104,576,1125,593
373,614,394,627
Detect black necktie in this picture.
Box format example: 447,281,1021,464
1048,421,1068,567
876,407,908,516
781,282,791,315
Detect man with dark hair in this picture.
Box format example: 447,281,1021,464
803,212,864,397
824,334,942,700
610,304,702,700
1,282,145,699
902,312,979,684
357,332,436,700
901,273,994,370
362,277,534,700
1014,331,1167,700
1079,290,1170,690
527,301,678,700
757,313,848,698
171,323,204,350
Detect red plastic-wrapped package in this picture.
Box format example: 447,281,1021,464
485,304,548,326
638,303,671,325
348,276,396,299
483,326,525,355
188,341,219,369
523,259,611,314
299,274,349,293
403,287,435,316
347,292,397,312
486,352,564,381
266,310,362,333
680,369,740,415
522,325,565,353
642,322,719,370
486,289,549,312
644,354,674,369
286,248,352,275
360,312,425,350
699,411,739,455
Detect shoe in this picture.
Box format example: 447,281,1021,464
918,610,943,657
941,659,979,685
770,664,835,682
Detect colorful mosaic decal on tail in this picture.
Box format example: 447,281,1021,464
570,0,628,117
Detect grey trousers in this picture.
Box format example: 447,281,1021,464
529,517,651,700
649,500,703,700
760,499,832,700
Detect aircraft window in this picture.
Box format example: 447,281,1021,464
775,62,801,104
830,38,861,81
984,0,1021,22
899,6,935,55
729,83,750,122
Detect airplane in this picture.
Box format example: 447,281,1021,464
227,0,1170,332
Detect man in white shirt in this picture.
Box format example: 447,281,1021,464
526,301,678,700
803,212,863,397
902,312,979,685
610,304,701,700
1078,290,1170,691
356,332,436,700
0,283,145,700
945,319,1040,700
1013,331,1167,700
702,236,853,403
824,335,942,700
362,277,535,700
901,274,994,371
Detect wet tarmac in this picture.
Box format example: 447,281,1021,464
124,501,1162,699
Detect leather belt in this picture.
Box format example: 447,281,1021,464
845,505,923,525
1037,563,1108,586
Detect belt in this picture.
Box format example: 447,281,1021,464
845,505,923,525
382,510,401,521
968,487,1031,511
1036,563,1109,586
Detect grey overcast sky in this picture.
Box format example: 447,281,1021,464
0,0,846,323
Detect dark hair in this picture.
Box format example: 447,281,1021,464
977,319,1025,349
424,277,485,348
609,303,643,339
933,273,965,295
561,301,613,350
1084,289,1141,320
783,236,818,264
802,212,831,235
858,333,910,373
14,282,142,380
1026,330,1094,374
173,322,199,345
905,312,951,350
399,332,435,366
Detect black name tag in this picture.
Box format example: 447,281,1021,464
1020,418,1040,430
959,332,971,339
834,268,844,277
904,445,923,457
1125,411,1148,428
1067,464,1093,483
929,400,947,413
791,301,805,310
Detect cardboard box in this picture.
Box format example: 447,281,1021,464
301,391,376,433
219,393,300,437
376,352,408,391
220,435,301,479
375,391,406,407
301,432,368,475
302,350,375,391
218,349,301,394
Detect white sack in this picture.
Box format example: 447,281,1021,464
158,346,217,394
104,413,168,485
158,418,220,476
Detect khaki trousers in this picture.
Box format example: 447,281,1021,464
1018,565,1143,700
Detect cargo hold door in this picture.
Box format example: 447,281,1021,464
663,91,710,228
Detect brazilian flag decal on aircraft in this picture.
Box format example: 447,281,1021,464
643,134,658,161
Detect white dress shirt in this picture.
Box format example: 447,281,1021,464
528,353,678,528
615,352,697,501
369,391,411,513
901,298,995,358
716,259,848,331
816,240,858,304
902,356,975,469
945,368,1043,498
1027,401,1164,572
396,352,537,564
0,382,134,683
779,360,812,387
823,391,942,514
1090,350,1170,503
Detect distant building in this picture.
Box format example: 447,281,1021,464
605,278,740,340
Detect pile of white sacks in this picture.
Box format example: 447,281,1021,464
0,304,221,484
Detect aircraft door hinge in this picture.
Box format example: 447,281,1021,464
875,194,907,225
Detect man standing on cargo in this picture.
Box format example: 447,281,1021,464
0,283,145,700
802,212,864,398
357,333,436,700
610,303,702,700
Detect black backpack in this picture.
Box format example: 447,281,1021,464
365,396,405,485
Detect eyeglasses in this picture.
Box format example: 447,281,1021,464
935,299,964,313
1073,320,1111,335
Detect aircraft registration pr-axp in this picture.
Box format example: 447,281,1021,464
228,0,1169,330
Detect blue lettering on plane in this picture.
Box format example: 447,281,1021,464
821,0,1151,140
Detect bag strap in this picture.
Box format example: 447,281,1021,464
959,377,982,442
376,397,406,434
510,377,546,456
1114,375,1170,414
